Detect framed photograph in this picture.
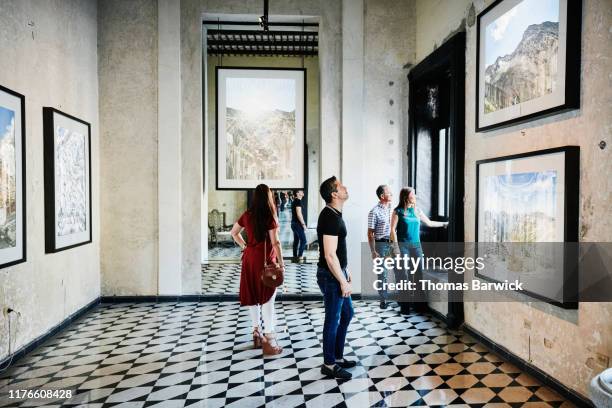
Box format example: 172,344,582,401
476,0,581,131
43,108,92,253
475,146,580,308
0,85,26,269
216,67,305,190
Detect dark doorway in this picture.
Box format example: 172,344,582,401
408,32,465,328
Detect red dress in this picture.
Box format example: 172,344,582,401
237,211,278,306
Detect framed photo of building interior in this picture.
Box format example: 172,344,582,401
43,107,92,253
475,146,580,308
0,85,26,269
476,0,582,131
216,67,305,190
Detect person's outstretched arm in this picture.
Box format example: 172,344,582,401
417,208,448,228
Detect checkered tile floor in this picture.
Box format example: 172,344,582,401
0,301,573,407
202,263,320,295
207,246,319,262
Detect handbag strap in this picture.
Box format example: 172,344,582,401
264,239,267,267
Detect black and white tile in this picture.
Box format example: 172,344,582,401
0,301,572,407
202,263,320,295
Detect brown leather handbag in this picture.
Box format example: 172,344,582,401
262,240,284,288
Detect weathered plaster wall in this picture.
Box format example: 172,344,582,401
363,0,414,213
416,0,612,397
341,0,416,291
0,0,100,360
415,0,472,63
206,56,321,226
99,0,159,295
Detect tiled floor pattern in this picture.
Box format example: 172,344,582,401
202,262,320,295
0,301,573,407
206,246,319,262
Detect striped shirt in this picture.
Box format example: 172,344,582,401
368,203,391,239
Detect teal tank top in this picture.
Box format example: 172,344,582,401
396,207,421,243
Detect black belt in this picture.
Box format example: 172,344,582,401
375,238,390,243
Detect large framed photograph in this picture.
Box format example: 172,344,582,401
476,0,581,131
43,108,92,253
0,85,26,269
216,67,305,190
475,146,579,308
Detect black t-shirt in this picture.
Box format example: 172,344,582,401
317,206,347,270
291,198,302,222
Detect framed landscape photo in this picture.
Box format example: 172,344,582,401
43,108,92,253
216,67,305,190
475,146,580,308
476,0,582,131
0,85,26,269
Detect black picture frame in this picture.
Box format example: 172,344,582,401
475,0,582,132
43,107,92,253
215,66,307,191
0,84,27,269
475,146,580,309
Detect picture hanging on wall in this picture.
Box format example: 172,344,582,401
0,85,26,269
43,107,92,253
476,0,581,131
475,146,580,308
216,67,305,190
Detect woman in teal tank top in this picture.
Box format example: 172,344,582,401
390,187,448,253
390,187,449,311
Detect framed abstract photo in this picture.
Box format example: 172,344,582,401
476,0,582,131
43,108,92,253
216,67,305,190
0,85,26,269
475,146,580,308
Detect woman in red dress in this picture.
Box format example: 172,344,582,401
230,184,285,356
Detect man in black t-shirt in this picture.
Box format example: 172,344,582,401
291,190,307,260
316,176,356,380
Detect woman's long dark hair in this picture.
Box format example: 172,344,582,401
249,184,277,242
395,187,414,212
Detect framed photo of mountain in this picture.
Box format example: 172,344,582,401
43,108,92,253
476,0,582,131
216,67,305,190
475,146,580,308
0,85,26,269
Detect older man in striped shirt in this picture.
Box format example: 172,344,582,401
367,185,393,309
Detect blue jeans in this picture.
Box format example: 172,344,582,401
317,267,354,365
291,221,307,257
376,241,410,301
399,242,425,305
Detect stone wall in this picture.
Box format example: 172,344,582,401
99,0,159,295
415,0,612,397
0,0,100,360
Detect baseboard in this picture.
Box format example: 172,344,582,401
0,297,100,370
462,324,594,408
101,293,331,302
426,304,449,323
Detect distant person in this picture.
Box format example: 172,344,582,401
390,187,448,311
274,192,281,217
280,192,287,211
230,184,285,356
367,184,393,309
317,176,356,379
291,190,307,261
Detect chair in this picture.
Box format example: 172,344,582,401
208,209,234,247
